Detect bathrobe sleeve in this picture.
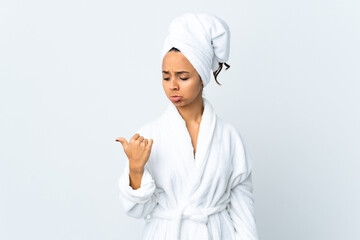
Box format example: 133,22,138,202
118,124,158,219
227,129,259,240
118,159,158,219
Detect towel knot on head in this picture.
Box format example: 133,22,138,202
161,12,231,87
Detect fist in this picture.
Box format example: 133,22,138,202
116,133,154,171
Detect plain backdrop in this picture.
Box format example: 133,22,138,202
1,0,359,239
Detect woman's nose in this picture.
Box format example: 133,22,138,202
170,78,178,90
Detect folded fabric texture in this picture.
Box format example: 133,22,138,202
118,159,159,219
160,12,231,87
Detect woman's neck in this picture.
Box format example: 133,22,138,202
176,95,204,124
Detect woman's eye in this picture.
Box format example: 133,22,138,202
163,77,188,81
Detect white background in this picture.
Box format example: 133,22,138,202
1,0,359,239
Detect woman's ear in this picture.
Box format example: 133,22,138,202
199,74,203,87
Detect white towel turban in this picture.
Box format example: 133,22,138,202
160,12,231,87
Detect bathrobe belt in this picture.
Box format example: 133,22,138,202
146,203,228,240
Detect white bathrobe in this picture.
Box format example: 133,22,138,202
118,97,259,240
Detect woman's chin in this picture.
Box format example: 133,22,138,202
171,99,182,104
170,98,186,107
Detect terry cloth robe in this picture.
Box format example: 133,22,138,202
118,97,259,240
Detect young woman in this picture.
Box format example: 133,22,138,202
116,13,259,240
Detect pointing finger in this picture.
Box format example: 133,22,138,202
115,137,128,150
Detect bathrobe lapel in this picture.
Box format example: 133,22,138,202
165,97,217,197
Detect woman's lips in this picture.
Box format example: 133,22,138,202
170,96,182,102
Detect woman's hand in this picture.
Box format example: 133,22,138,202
116,133,154,170
116,133,153,189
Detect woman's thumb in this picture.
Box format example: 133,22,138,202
115,137,128,150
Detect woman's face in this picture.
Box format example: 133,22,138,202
162,50,203,107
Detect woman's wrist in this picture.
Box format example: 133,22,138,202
129,166,144,175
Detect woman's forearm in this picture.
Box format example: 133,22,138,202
129,167,144,189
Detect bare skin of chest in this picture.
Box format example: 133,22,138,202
186,123,200,158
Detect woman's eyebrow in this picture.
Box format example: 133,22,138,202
162,71,189,74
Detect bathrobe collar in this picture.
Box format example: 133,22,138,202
165,97,217,194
